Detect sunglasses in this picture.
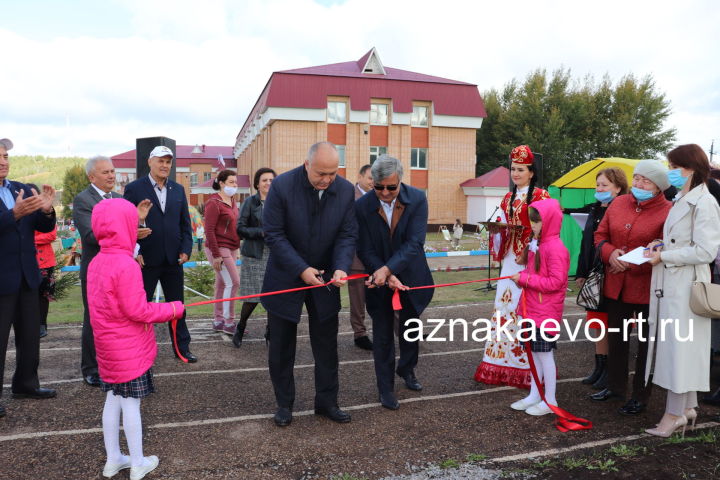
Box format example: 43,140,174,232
374,184,398,191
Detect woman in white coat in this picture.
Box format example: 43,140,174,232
644,144,720,437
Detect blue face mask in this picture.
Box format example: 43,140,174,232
631,187,655,202
668,168,689,188
594,191,614,203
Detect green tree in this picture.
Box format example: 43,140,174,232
61,164,89,206
475,69,676,183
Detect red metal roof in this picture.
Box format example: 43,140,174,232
237,49,486,146
111,145,237,169
460,167,510,188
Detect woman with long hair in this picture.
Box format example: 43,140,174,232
474,145,550,388
644,144,720,436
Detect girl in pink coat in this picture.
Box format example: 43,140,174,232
88,198,184,480
509,198,570,416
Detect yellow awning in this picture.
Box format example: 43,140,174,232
551,158,642,189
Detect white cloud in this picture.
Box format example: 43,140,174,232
1,0,718,157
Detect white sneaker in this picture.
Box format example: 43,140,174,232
103,455,131,477
130,455,159,480
510,397,539,411
526,402,553,416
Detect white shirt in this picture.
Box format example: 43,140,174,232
381,198,397,227
148,175,167,212
91,183,112,199
357,184,368,195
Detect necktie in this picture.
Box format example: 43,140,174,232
103,193,111,199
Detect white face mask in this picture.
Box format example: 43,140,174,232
223,186,238,196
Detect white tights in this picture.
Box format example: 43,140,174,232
102,391,145,467
522,351,557,407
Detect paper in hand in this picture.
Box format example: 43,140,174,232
617,247,651,265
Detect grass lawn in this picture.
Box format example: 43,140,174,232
47,269,561,325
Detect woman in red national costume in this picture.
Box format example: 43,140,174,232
474,145,550,388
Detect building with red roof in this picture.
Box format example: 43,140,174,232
235,48,486,223
111,144,248,205
460,166,510,224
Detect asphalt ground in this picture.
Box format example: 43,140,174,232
3,288,720,480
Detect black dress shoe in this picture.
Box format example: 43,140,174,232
399,372,422,391
702,387,720,406
379,392,399,410
12,387,57,399
589,388,622,402
314,406,351,423
354,336,373,351
39,325,48,339
179,351,198,363
273,407,292,427
618,398,646,416
84,374,101,387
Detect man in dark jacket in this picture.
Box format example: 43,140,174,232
355,155,434,410
261,142,357,427
124,146,196,362
0,138,57,418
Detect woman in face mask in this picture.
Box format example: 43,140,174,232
590,160,672,417
576,168,628,390
204,169,242,335
643,144,720,437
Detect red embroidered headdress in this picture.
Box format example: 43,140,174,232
510,145,534,165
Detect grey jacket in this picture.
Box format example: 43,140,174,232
72,185,121,279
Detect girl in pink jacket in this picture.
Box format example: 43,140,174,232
88,198,184,480
509,198,569,416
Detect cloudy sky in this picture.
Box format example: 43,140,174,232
1,0,718,159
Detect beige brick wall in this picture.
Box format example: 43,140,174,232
427,127,476,224
236,120,477,223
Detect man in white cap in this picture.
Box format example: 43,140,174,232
123,146,196,362
0,138,58,418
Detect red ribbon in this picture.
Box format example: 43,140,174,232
391,275,513,310
185,274,369,307
521,294,592,432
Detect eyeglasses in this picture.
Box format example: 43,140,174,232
374,184,398,191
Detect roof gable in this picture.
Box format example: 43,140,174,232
460,167,510,188
357,47,386,75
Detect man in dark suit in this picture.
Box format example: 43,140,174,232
0,138,57,418
262,142,357,427
355,155,434,410
348,164,373,351
73,156,152,385
124,146,196,362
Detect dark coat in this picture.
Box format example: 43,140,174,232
237,193,265,259
575,201,608,279
72,185,122,280
355,183,434,316
123,176,193,267
261,166,357,322
0,181,56,295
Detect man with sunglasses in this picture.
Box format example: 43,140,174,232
355,155,434,410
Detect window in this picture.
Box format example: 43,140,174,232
203,172,212,182
189,173,198,187
411,106,428,127
411,148,427,169
337,145,346,167
369,146,387,164
370,104,388,125
327,101,347,124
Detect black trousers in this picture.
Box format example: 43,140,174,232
604,296,652,403
141,263,191,353
0,280,41,396
80,274,99,376
371,302,420,395
267,292,339,409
